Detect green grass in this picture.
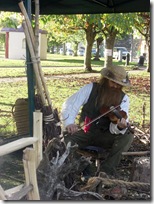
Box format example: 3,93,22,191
0,53,150,136
0,51,138,78
0,52,137,67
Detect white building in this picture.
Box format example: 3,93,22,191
1,27,47,60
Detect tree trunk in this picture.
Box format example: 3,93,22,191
84,25,96,72
93,37,103,61
104,31,117,68
63,43,66,55
72,41,78,56
36,138,103,200
146,37,150,72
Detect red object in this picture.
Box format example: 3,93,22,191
5,32,9,58
84,116,92,133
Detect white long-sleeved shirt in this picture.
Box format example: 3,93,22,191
61,83,130,134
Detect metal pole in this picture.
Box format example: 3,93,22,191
25,0,35,136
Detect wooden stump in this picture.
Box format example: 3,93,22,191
36,138,103,200
129,157,150,183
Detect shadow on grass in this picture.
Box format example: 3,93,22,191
43,58,105,66
44,69,101,77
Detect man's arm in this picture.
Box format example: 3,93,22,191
61,83,93,132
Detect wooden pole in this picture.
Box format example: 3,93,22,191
0,185,7,200
7,185,33,200
22,20,46,106
122,151,150,156
34,0,53,107
33,111,43,168
19,0,52,107
34,0,39,56
0,137,37,157
5,184,24,198
18,1,35,48
23,148,40,200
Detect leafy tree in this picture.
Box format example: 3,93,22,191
100,13,135,68
80,14,103,71
0,12,21,28
68,30,85,56
39,15,69,54
40,14,103,71
0,34,5,49
43,13,137,71
133,12,150,72
0,12,22,50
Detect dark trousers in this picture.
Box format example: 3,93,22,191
64,128,134,174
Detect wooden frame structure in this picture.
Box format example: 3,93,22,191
0,111,42,200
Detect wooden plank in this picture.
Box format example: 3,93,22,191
0,185,7,200
5,184,24,197
0,137,38,157
7,184,33,200
33,111,43,168
122,151,150,156
23,148,40,200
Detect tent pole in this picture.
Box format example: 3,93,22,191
25,0,35,136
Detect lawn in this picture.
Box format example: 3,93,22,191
0,52,150,192
0,53,150,137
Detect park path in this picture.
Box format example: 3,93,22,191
0,66,147,83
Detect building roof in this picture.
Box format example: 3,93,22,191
0,0,150,14
1,27,47,34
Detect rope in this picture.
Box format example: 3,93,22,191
12,98,29,135
83,176,150,192
100,178,150,192
43,114,54,122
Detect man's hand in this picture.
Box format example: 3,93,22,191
66,124,78,134
117,118,127,130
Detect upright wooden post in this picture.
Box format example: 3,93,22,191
23,148,40,200
33,111,43,168
0,185,7,200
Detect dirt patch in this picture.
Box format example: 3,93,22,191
0,68,147,83
0,150,24,190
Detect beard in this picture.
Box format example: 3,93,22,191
102,87,122,107
97,83,123,109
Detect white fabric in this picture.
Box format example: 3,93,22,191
61,83,130,134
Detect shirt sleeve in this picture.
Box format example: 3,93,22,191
109,94,130,135
61,83,93,129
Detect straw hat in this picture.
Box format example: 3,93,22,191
101,65,131,87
